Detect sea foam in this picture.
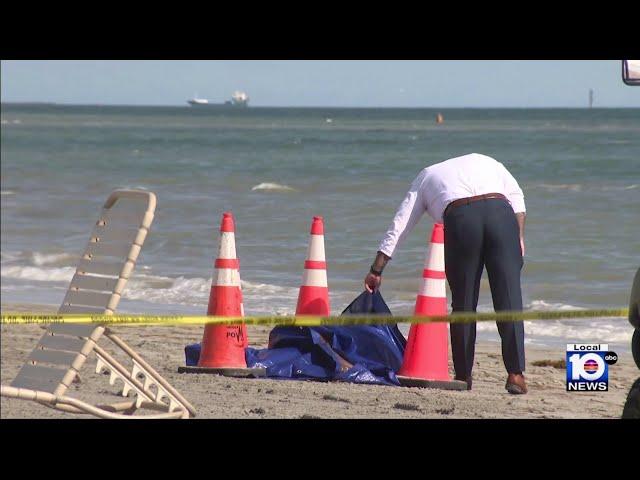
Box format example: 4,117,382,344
123,275,298,311
1,265,75,283
251,182,297,192
32,252,78,267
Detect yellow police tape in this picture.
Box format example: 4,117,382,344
0,308,629,327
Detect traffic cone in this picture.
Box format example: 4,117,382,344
178,212,264,377
397,223,467,390
296,216,330,315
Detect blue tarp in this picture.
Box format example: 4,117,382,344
184,290,407,385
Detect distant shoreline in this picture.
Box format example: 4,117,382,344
3,102,640,110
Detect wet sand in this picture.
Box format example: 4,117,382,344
1,303,636,419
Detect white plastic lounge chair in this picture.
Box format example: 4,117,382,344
60,189,156,315
1,323,196,418
1,189,196,418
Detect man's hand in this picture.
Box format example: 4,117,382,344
364,251,390,292
364,272,382,292
520,237,525,257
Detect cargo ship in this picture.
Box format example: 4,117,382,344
187,91,249,108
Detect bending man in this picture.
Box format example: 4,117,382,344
364,153,528,394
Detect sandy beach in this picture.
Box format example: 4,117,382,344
1,303,636,419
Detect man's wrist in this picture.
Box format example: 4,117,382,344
371,251,390,275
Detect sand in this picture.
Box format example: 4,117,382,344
1,303,637,419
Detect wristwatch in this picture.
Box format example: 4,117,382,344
369,265,383,276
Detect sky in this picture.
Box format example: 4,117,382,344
1,60,638,108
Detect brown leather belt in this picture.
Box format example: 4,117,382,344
443,193,507,217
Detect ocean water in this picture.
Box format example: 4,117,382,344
1,104,638,350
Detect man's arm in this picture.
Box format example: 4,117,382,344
499,162,526,256
516,212,526,256
364,170,428,292
377,170,428,259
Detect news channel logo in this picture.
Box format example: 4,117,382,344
566,344,618,391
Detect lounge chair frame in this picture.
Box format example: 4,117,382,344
2,323,196,418
1,190,196,418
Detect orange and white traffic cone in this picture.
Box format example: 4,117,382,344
296,216,330,316
397,223,467,390
179,212,264,377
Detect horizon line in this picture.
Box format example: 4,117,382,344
3,101,639,109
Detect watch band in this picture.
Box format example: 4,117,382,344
370,265,383,276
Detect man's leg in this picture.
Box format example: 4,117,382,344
484,200,526,374
444,204,485,380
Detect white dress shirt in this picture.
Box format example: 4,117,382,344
378,153,526,258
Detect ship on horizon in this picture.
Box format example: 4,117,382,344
187,91,249,108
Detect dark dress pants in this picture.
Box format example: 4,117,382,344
443,198,526,378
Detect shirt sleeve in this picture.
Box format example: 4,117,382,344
499,162,526,214
378,170,428,258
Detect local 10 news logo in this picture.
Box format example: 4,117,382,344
566,344,617,391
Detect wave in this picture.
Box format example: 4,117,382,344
532,183,583,192
1,190,15,195
1,259,633,343
241,279,295,294
530,183,638,193
0,264,296,312
1,265,75,282
123,275,298,314
251,182,297,192
114,185,155,194
472,299,632,344
123,276,211,306
602,184,638,191
472,300,585,313
525,318,631,344
0,262,171,286
32,252,78,267
241,280,298,315
0,251,22,264
1,250,78,267
476,318,632,344
395,298,632,345
0,257,297,307
525,299,585,311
